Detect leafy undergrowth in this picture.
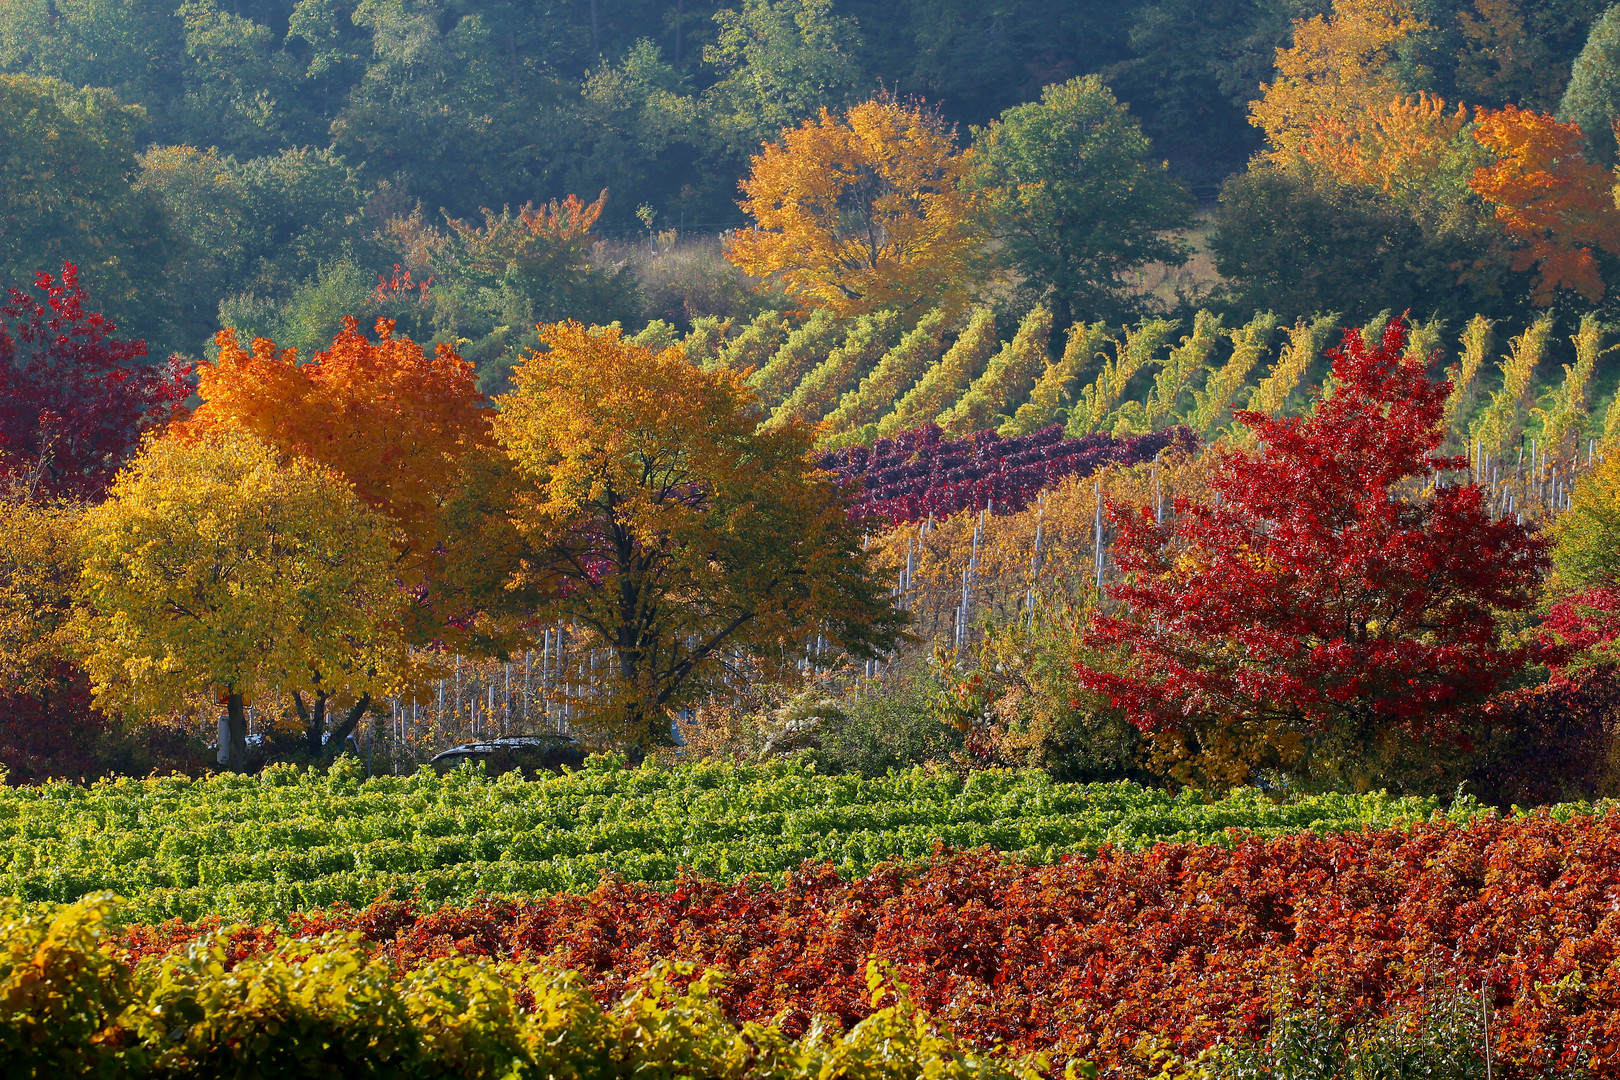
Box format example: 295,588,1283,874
0,758,1465,921
120,811,1620,1077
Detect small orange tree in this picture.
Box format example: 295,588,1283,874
492,322,905,749
189,317,486,581
1288,93,1476,204
1469,105,1620,304
726,98,982,320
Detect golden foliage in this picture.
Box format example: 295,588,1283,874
1469,105,1620,304
1250,0,1428,157
0,495,82,697
1287,93,1475,202
74,430,409,718
864,444,1218,645
492,323,902,746
726,99,983,319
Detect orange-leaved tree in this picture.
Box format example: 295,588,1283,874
726,97,983,320
492,322,906,750
1469,105,1620,304
447,190,607,282
1250,0,1428,159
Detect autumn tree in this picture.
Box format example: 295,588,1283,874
967,76,1193,326
186,317,494,651
0,492,101,781
726,97,983,320
1249,0,1428,158
1080,321,1548,791
492,322,905,750
1552,449,1620,590
0,264,189,501
75,430,408,772
1285,93,1477,206
1469,105,1620,304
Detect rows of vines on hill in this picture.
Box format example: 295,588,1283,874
678,306,1620,471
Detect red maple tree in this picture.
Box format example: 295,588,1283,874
0,263,190,500
1079,319,1547,784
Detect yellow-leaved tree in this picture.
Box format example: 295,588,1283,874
726,98,983,320
75,431,409,772
1250,0,1428,158
492,323,905,750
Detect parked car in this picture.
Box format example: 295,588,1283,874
428,734,588,777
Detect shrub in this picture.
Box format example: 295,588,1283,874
807,666,963,776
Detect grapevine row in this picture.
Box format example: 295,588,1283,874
818,423,1196,523
0,759,1454,921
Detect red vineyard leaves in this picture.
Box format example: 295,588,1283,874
124,814,1620,1076
819,423,1197,524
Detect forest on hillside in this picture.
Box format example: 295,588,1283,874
6,0,1620,376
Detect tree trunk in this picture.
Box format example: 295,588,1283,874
294,691,328,759
320,694,373,764
225,691,249,773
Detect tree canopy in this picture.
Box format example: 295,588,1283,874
491,321,905,748
75,430,409,771
968,75,1194,325
726,97,982,319
1081,320,1549,790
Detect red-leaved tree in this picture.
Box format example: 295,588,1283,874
0,263,190,500
1079,319,1548,789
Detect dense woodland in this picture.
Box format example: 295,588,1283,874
7,0,1620,373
